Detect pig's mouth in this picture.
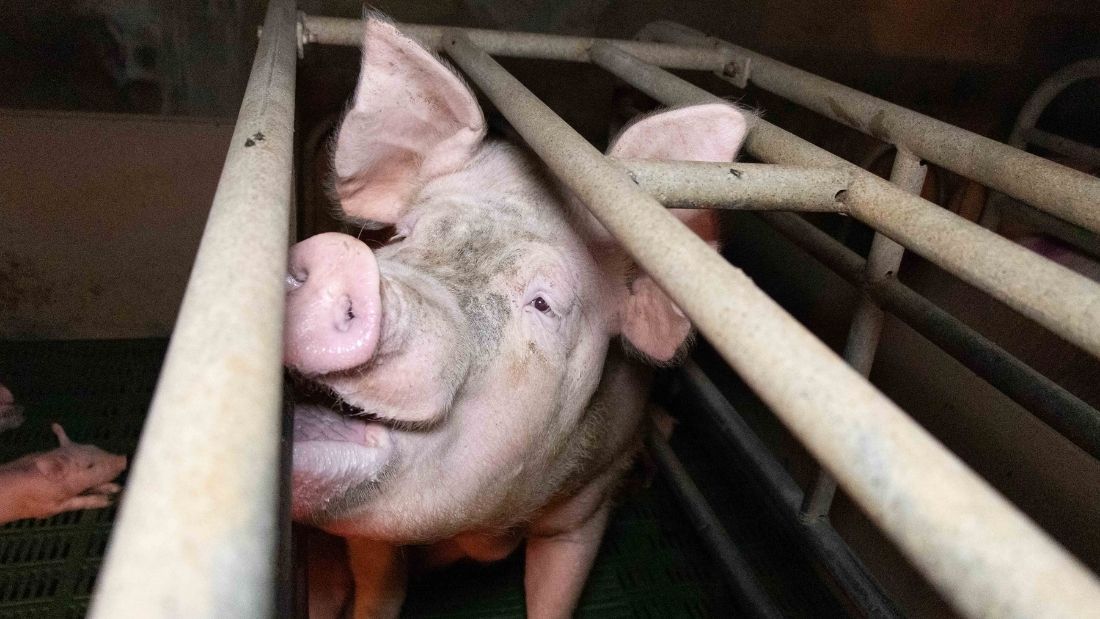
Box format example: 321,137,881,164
288,374,396,522
290,374,384,425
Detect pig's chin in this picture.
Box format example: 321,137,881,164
290,397,396,523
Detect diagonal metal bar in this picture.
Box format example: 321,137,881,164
443,30,1100,619
637,21,1100,236
588,41,1100,363
801,149,926,522
757,210,1100,462
89,0,297,616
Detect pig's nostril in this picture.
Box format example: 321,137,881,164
335,295,355,333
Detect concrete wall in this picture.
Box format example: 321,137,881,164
0,111,232,339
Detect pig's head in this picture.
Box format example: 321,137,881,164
285,18,747,541
39,423,128,495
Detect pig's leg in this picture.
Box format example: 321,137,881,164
422,530,522,570
525,503,611,619
525,467,623,619
87,482,123,496
347,537,407,619
306,528,352,619
56,493,114,512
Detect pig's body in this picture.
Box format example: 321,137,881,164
285,17,747,618
292,144,648,545
0,422,126,525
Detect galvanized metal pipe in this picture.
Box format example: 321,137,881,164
758,210,1100,462
992,195,1100,260
300,15,726,71
589,42,1100,362
647,426,784,619
304,16,1100,346
680,362,902,618
801,149,926,522
637,21,1100,236
620,160,849,212
1023,128,1100,168
89,0,296,616
1009,58,1100,157
443,31,1100,619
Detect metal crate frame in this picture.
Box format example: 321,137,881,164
87,1,1100,617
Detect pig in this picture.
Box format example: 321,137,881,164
284,17,748,618
0,422,127,525
0,382,24,433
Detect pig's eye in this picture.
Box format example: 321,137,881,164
387,232,407,244
532,296,552,313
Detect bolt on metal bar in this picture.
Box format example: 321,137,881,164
801,149,927,523
638,21,1100,236
679,362,903,618
589,41,1100,362
757,210,1100,462
647,425,785,619
300,15,726,71
619,160,849,212
444,30,1100,619
88,0,296,616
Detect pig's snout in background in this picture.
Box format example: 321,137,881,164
285,233,383,376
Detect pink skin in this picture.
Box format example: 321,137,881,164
285,233,383,375
284,16,748,619
0,423,127,524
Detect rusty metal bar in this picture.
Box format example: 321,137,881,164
801,149,927,522
300,15,726,70
588,41,1100,362
647,425,785,619
443,30,1100,619
679,362,903,618
637,21,1100,236
89,0,297,616
758,210,1100,462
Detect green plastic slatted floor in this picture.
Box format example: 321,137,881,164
0,339,734,618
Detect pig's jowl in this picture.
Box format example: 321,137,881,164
284,17,748,618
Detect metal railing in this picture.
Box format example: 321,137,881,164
89,5,1100,618
89,0,297,616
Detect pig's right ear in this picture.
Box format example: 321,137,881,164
36,453,69,480
333,18,486,224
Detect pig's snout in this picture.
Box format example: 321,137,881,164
285,233,383,375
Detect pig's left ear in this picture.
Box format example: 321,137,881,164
609,104,748,363
333,18,486,224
